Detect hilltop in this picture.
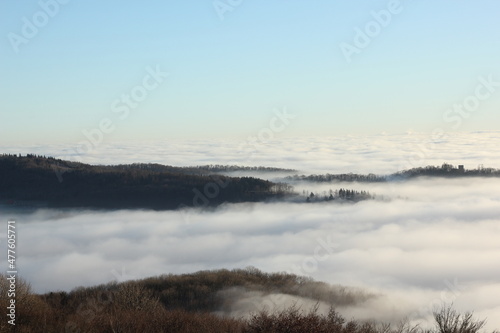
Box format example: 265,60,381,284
1,269,492,333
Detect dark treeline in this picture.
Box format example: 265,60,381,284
3,155,497,210
391,163,500,179
193,164,297,173
114,163,296,176
0,269,492,333
286,163,500,183
292,173,385,183
304,189,374,203
0,154,294,210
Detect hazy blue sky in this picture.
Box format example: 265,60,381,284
1,0,499,144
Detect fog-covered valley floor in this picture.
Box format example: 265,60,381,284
2,177,498,329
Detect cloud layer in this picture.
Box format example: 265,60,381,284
1,132,499,329
2,176,499,329
2,131,500,175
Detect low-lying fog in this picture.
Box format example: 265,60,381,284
3,176,499,330
2,132,499,329
3,131,500,175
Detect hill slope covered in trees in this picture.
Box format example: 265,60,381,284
285,163,500,183
2,155,499,210
0,154,293,210
0,269,493,333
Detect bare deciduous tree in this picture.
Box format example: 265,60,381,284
433,304,486,333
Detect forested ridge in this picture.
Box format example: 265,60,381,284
0,154,293,210
286,163,500,183
0,269,492,333
2,155,496,210
114,163,296,175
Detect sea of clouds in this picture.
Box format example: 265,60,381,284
2,131,500,175
1,132,499,329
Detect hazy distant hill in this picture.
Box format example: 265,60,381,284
285,163,500,183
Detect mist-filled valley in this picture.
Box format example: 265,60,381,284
1,133,500,331
2,176,499,330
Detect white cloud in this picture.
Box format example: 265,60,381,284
1,131,500,330
4,178,498,329
2,131,500,175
